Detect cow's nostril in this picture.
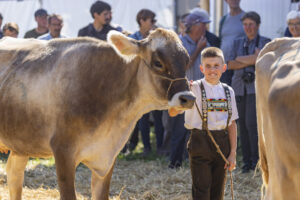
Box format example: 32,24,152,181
179,94,196,108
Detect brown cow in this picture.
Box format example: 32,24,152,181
0,28,195,200
256,37,300,200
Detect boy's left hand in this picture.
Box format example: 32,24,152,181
168,107,184,117
225,153,236,171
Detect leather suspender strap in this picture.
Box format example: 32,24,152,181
223,83,232,130
200,82,208,130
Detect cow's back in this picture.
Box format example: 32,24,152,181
0,37,127,156
256,37,300,200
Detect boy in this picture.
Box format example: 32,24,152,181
170,47,238,200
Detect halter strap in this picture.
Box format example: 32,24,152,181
142,59,189,98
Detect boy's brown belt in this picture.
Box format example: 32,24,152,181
192,129,228,135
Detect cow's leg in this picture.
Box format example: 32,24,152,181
6,152,29,200
91,161,115,200
51,142,77,200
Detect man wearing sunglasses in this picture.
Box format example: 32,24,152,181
3,22,19,38
125,9,164,157
130,9,157,40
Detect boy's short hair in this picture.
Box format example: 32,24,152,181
201,47,225,64
90,1,111,19
136,9,156,26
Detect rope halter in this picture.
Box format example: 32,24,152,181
142,59,189,99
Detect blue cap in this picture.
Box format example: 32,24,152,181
185,10,211,31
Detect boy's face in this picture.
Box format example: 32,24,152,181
200,57,226,84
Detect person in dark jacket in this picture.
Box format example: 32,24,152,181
78,0,117,40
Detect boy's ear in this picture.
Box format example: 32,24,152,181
222,64,227,72
200,64,204,73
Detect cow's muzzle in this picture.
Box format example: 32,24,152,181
168,91,195,109
179,94,196,109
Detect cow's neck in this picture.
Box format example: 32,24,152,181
80,57,166,175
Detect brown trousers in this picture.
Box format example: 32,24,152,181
187,129,230,200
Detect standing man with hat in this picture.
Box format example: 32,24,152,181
182,10,220,81
167,10,220,169
24,8,48,38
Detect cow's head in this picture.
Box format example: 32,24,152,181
108,28,195,112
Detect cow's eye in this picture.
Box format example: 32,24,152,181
154,61,163,68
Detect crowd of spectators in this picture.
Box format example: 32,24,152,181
0,0,297,173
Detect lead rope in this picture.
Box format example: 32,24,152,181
195,102,234,200
195,84,234,200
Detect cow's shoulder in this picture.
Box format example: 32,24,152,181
257,38,300,79
258,38,298,59
0,37,47,51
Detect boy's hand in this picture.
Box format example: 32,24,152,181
168,107,184,117
225,153,236,171
0,148,9,154
196,36,207,50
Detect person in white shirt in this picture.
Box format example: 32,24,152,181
38,14,66,40
170,47,238,200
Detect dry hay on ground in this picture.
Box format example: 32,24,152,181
0,159,262,200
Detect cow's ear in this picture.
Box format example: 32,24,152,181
107,31,139,63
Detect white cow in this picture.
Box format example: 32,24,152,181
256,37,300,200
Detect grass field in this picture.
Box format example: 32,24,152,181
0,132,263,200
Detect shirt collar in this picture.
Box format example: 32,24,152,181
202,78,221,88
245,34,259,44
136,31,144,40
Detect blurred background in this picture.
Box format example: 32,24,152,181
0,0,297,39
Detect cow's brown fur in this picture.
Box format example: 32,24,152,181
0,28,194,200
256,37,300,200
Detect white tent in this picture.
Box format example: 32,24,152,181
0,0,174,38
0,0,297,39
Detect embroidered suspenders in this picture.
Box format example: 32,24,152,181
199,81,232,130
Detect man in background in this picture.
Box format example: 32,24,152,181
2,22,19,38
24,8,48,38
127,9,164,156
167,10,220,169
78,0,117,41
219,0,245,85
38,14,65,40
